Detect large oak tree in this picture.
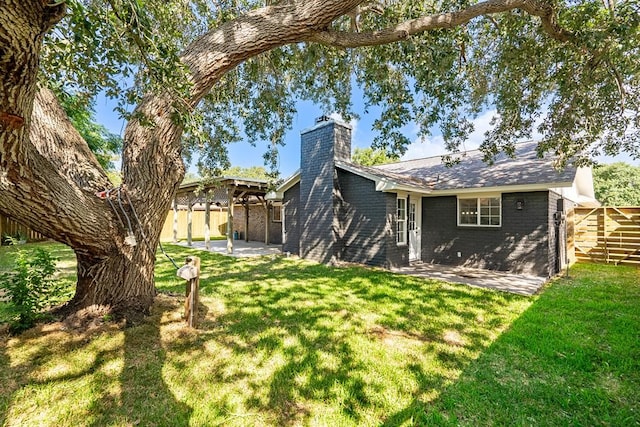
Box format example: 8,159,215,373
0,0,638,315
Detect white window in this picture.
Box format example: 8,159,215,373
397,197,407,244
408,201,417,232
458,196,501,227
272,205,282,222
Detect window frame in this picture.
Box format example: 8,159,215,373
271,204,282,223
397,196,407,245
457,194,502,227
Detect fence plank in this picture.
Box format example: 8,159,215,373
160,209,228,242
0,214,46,243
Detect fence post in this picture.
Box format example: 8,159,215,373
177,256,200,328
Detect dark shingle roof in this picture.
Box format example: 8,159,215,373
335,160,434,190
374,141,577,191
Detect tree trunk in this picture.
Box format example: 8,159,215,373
0,1,165,316
73,250,156,314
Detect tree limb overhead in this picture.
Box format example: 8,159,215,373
307,0,573,48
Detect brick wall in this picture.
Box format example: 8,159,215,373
335,169,390,266
422,191,552,276
232,204,282,244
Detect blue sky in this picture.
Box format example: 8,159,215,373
95,94,639,179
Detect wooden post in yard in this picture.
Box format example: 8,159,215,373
227,187,234,254
187,194,193,247
178,256,200,328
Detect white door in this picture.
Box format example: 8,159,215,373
408,198,421,261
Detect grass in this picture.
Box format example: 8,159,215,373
426,263,640,426
0,243,638,426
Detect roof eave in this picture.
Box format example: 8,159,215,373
271,170,301,200
337,162,432,195
375,180,432,194
428,181,575,196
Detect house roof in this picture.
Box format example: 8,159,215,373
335,161,434,193
272,140,590,200
374,141,577,194
269,161,435,200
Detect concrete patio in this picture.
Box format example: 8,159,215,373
391,263,547,296
175,240,547,295
176,239,283,258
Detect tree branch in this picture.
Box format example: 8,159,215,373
605,59,626,112
306,0,573,48
121,0,367,205
181,0,366,104
31,88,112,191
0,89,119,253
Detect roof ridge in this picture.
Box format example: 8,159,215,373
374,139,539,167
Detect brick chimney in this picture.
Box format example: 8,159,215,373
298,116,352,263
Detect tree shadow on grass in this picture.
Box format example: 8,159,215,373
0,321,124,425
0,295,194,426
88,295,193,426
0,327,15,425
183,253,529,425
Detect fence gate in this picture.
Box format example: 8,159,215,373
573,207,640,266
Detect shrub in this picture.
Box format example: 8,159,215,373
0,247,63,333
1,231,28,246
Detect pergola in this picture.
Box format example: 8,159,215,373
173,177,274,253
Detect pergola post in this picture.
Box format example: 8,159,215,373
226,187,234,254
204,192,211,250
244,199,249,243
265,201,270,245
187,194,193,247
172,196,178,243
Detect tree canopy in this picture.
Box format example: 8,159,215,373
222,166,270,180
593,162,640,206
352,147,400,166
41,0,640,169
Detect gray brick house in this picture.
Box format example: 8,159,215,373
269,117,599,277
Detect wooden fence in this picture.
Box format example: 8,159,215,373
1,210,229,244
573,207,640,266
159,209,228,241
0,214,47,243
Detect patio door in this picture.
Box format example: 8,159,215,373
408,197,421,262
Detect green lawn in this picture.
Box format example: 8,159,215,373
0,243,638,426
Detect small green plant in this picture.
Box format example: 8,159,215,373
0,247,63,333
2,231,28,246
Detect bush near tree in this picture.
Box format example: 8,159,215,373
0,246,63,333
